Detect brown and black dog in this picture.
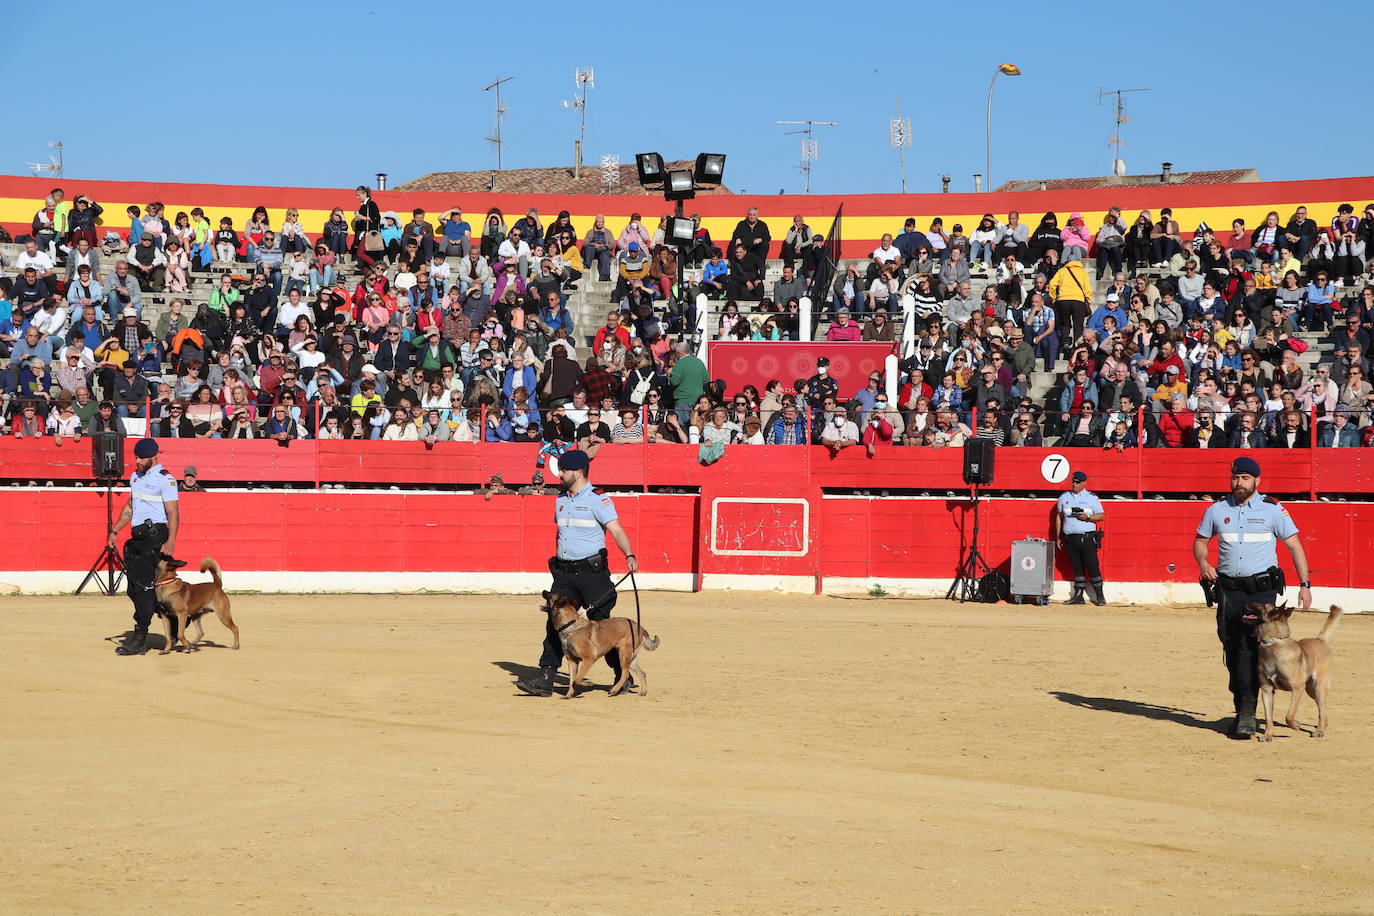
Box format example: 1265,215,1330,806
541,590,659,698
1252,603,1341,741
153,556,240,654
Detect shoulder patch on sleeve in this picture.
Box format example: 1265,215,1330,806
159,468,174,476
1263,496,1281,505
592,487,607,495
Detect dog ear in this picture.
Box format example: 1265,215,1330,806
541,590,551,601
1278,603,1294,619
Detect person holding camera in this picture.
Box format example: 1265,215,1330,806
1054,470,1105,605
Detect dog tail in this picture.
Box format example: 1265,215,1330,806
200,557,223,588
1316,605,1343,643
639,629,660,652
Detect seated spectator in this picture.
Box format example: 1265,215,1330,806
1155,394,1195,447
826,309,862,342
1319,410,1360,447
693,406,741,446
819,403,860,452
862,407,895,456
610,408,643,444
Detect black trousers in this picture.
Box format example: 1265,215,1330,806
539,555,620,676
123,524,168,632
1217,586,1277,700
1063,532,1102,588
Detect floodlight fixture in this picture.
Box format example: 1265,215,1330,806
693,153,726,186
663,169,695,201
635,152,665,186
666,216,695,247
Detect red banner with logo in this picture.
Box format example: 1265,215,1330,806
706,341,897,398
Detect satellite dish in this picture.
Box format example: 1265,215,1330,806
1112,158,1127,177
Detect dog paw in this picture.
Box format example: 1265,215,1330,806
1257,735,1272,742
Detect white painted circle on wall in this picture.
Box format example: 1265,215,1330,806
1041,453,1070,484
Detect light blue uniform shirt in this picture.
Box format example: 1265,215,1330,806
1195,492,1298,576
1056,489,1103,535
555,483,617,560
129,463,178,525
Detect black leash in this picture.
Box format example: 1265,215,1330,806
582,569,643,649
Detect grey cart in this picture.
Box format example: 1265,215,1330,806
1009,537,1055,605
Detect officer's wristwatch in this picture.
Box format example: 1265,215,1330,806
1300,581,1312,589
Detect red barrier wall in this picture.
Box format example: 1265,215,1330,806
5,490,1368,591
2,440,1370,497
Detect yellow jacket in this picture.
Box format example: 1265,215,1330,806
1048,260,1092,304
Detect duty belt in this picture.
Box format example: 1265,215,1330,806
552,552,605,573
1218,568,1282,593
131,522,168,539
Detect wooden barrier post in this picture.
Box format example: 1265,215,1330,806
1136,404,1145,499
1310,403,1318,501
641,403,649,494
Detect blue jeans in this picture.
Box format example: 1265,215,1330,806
1033,332,1060,372
969,241,996,265
107,292,141,319
310,266,335,291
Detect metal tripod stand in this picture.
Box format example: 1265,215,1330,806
76,479,124,596
946,484,992,602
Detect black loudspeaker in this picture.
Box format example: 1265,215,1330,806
92,432,124,480
963,438,995,485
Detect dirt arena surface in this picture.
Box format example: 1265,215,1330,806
3,591,1372,915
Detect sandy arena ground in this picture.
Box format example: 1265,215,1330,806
3,591,1372,915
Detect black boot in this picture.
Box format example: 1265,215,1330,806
516,667,557,697
1229,692,1257,739
1066,583,1086,605
115,628,149,656
1089,580,1107,606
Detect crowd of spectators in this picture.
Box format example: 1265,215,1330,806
0,186,1370,454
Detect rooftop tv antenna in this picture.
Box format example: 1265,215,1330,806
25,140,63,179
561,67,595,178
482,76,514,178
889,98,911,194
1098,87,1150,176
777,120,837,194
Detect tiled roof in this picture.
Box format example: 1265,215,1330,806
994,169,1259,193
396,161,734,195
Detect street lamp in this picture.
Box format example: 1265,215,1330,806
985,62,1021,192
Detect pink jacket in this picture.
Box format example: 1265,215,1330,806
826,322,862,342
1060,214,1093,250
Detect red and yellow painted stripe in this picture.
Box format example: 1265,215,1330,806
4,173,1372,259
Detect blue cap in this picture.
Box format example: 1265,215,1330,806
133,438,159,458
1072,471,1088,483
558,450,590,472
628,242,640,252
1231,456,1261,477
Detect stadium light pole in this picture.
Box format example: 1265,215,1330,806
985,63,1021,192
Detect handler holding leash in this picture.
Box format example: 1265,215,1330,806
517,449,638,697
109,438,180,656
1193,456,1311,739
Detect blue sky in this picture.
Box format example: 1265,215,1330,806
5,3,1372,195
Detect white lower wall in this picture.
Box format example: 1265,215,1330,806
3,569,1365,611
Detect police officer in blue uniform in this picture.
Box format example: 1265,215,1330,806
517,449,638,697
1054,471,1106,605
1194,456,1312,739
109,438,181,656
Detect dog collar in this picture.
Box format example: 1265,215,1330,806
1258,635,1289,647
152,576,179,587
556,618,584,634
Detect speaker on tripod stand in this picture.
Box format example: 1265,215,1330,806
77,433,127,596
947,439,998,602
